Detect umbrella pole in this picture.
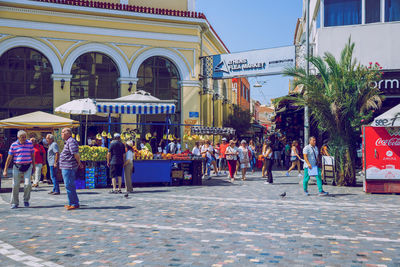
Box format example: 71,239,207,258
108,113,111,149
84,114,88,145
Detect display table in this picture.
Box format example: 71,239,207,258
128,159,203,186
131,160,172,184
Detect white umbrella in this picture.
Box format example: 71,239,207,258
55,98,97,145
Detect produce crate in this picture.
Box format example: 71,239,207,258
171,170,184,179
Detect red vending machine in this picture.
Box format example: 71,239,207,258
363,125,400,193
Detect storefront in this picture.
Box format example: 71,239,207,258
0,0,234,155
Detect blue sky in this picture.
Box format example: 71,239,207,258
196,0,303,105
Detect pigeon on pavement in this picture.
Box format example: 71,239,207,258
280,192,286,198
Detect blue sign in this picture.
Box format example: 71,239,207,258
189,112,199,118
212,46,295,79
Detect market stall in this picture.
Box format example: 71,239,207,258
73,91,203,187
363,103,400,193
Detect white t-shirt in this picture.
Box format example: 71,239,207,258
192,147,201,156
126,150,134,161
201,145,212,159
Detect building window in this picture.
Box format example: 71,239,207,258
71,52,119,100
0,47,53,111
366,0,381,23
137,56,181,137
324,0,361,27
385,0,400,22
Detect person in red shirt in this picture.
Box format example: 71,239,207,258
30,137,46,187
219,138,229,175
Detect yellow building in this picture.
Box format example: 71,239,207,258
0,0,234,147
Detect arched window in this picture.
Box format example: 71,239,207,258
70,52,120,141
0,47,53,150
71,52,120,100
137,56,181,137
0,47,53,111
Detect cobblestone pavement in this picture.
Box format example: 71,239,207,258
0,171,400,267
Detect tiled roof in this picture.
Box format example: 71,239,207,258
33,0,229,52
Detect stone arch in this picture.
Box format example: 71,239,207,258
130,48,190,81
63,43,129,77
0,37,62,73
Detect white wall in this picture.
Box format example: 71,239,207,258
316,22,400,70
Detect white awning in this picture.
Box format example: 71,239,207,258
371,103,400,127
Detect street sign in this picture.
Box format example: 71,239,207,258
211,46,295,79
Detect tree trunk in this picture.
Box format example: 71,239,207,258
336,145,356,186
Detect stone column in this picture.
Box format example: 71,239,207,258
118,77,138,133
52,74,72,117
180,80,201,139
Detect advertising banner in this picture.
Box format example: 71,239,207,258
211,46,295,79
364,126,400,180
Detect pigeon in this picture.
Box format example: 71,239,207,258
124,193,129,199
280,192,286,198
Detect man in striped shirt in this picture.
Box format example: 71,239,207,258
3,130,35,209
60,128,82,210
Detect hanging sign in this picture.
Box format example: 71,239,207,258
211,46,295,79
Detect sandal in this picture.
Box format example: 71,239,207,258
109,190,116,194
117,190,122,194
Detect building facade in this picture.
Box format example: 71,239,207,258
0,0,234,148
232,77,250,111
295,0,400,113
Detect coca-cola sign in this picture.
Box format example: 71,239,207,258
375,138,400,147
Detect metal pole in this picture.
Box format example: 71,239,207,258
84,114,88,145
304,0,310,146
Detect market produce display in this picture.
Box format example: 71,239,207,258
79,146,108,162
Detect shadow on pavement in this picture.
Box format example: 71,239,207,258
81,206,134,210
30,205,66,209
76,192,100,195
132,190,170,194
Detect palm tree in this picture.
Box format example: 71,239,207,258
283,38,383,186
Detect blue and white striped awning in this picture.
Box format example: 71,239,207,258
96,103,176,115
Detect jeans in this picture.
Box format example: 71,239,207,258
303,167,323,192
11,165,32,205
250,156,256,171
61,168,79,206
49,166,60,193
205,157,211,176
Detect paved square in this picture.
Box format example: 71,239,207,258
1,171,399,266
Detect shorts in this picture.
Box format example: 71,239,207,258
110,164,123,177
290,156,298,162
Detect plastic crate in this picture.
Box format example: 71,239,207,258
75,179,85,189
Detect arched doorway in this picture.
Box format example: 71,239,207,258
0,47,53,154
137,56,181,139
70,52,120,144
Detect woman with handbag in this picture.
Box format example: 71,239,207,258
263,141,273,184
238,140,251,181
31,137,46,188
225,140,239,182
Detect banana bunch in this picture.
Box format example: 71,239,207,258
79,146,108,162
138,149,153,160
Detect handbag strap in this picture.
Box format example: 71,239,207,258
311,146,320,165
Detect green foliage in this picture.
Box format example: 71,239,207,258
283,38,383,186
225,105,252,137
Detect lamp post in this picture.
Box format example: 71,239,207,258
304,0,310,146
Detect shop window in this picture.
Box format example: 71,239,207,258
324,0,361,27
385,0,400,22
366,0,381,23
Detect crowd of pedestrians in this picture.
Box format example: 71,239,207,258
2,128,331,210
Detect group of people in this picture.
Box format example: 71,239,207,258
260,136,329,195
191,138,258,182
3,128,82,209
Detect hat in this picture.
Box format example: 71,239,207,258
222,137,227,141
241,140,247,144
126,140,133,147
114,133,121,138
